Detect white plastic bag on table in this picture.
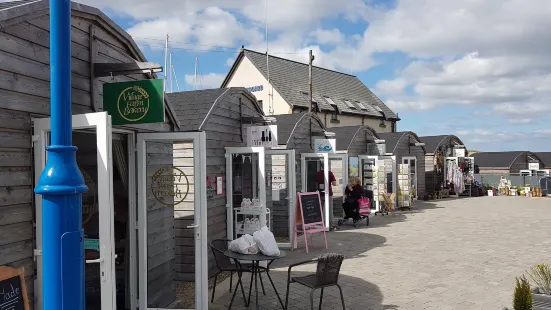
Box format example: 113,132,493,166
229,234,258,254
253,226,280,256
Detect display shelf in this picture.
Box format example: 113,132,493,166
233,206,270,238
397,164,411,209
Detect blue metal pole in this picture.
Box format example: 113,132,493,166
35,1,88,310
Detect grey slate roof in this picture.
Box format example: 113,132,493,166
378,131,425,154
472,151,542,169
222,49,398,120
330,125,379,151
419,135,465,154
535,153,551,167
167,88,230,131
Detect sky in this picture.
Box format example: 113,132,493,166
32,0,551,151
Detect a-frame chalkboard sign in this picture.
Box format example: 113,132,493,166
292,192,328,253
0,266,29,310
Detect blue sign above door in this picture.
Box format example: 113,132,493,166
246,85,264,92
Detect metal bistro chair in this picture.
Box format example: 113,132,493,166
209,239,267,303
284,253,346,310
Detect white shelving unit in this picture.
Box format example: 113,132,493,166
398,164,411,209
233,207,271,238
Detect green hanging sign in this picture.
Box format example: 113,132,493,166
103,79,165,125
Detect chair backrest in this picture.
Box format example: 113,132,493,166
210,239,233,270
315,253,345,286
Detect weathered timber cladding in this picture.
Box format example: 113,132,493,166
285,114,326,215
0,5,178,308
145,141,177,307
199,90,265,278
392,135,426,198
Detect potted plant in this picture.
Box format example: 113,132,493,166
513,276,533,310
526,264,551,309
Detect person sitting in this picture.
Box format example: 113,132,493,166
343,177,365,224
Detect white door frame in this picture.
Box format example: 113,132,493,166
136,132,208,310
300,153,330,229
266,149,296,249
33,112,116,310
403,156,418,198
329,153,349,203
225,147,266,240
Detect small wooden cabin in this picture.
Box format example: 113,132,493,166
472,151,545,174
272,112,333,230
330,125,381,156
166,88,266,278
378,131,427,199
419,135,466,194
0,1,182,309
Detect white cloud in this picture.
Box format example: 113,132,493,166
309,28,345,45
184,73,226,89
375,79,407,96
127,7,263,50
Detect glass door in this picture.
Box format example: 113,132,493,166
225,147,266,240
359,155,378,211
403,156,418,199
300,153,329,229
329,154,348,222
136,132,208,310
266,149,296,248
33,112,116,310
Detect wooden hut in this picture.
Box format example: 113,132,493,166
0,1,201,309
472,151,545,174
166,88,267,277
272,113,334,230
419,135,466,195
378,131,427,199
330,125,381,156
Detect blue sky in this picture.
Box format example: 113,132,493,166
86,0,551,152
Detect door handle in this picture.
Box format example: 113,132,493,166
186,224,199,229
86,257,104,264
85,254,117,264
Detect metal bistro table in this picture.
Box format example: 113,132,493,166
223,250,286,309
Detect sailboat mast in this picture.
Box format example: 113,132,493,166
163,34,169,93
194,56,198,90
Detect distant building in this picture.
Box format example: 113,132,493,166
221,49,399,132
535,152,551,170
472,151,546,174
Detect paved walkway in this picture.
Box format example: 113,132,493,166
210,196,551,310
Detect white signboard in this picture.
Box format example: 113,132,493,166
314,138,336,153
454,148,466,157
247,125,278,147
529,162,540,170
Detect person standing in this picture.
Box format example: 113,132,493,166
316,163,338,230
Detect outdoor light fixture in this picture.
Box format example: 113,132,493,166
414,142,425,147
455,144,465,148
324,131,336,137
374,139,386,144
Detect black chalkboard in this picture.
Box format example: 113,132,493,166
298,193,323,225
0,274,25,310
